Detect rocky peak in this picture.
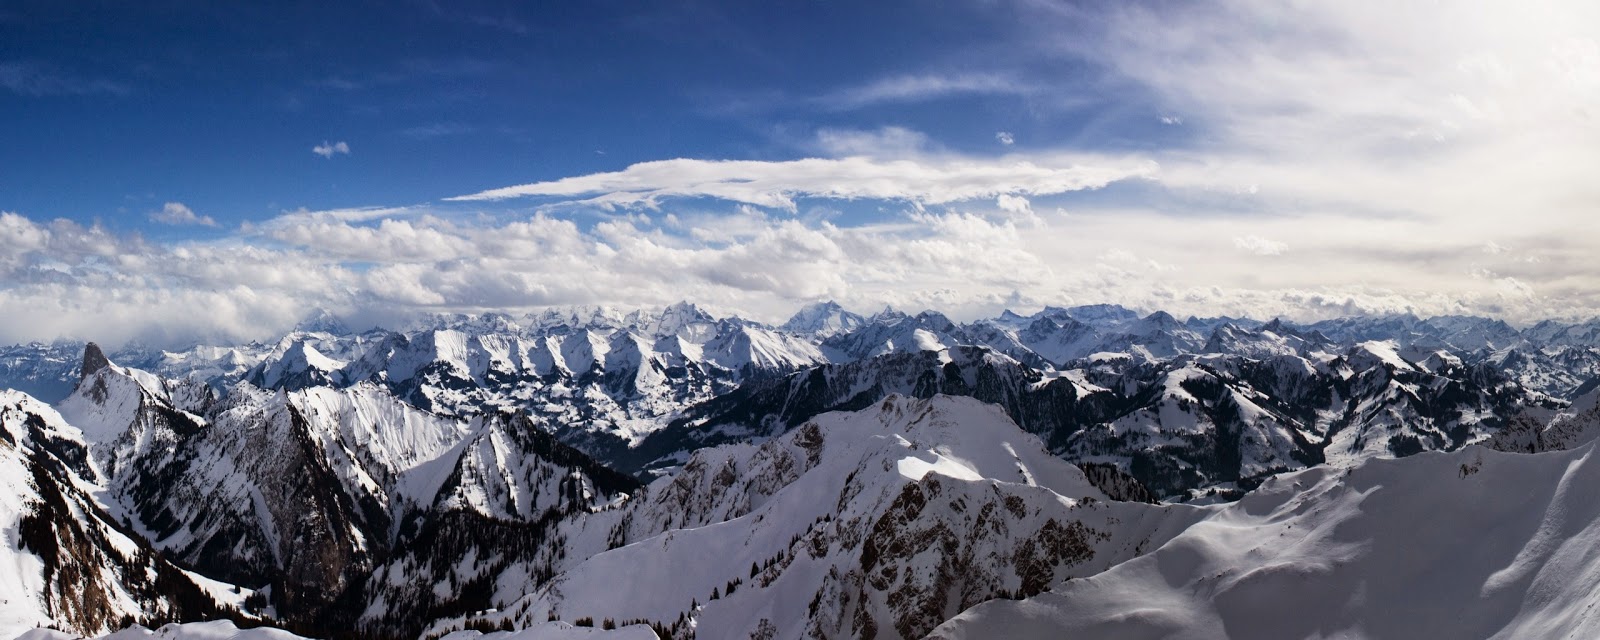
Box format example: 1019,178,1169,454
79,342,111,384
782,301,866,337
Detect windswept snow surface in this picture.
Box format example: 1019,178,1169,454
932,442,1600,640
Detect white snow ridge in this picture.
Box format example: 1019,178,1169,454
6,305,1600,638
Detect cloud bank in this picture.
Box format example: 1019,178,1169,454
0,196,1587,349
448,154,1158,211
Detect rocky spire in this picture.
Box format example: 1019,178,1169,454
80,342,111,383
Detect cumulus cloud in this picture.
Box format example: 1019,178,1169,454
149,202,218,227
312,140,351,158
7,196,1599,349
448,154,1158,211
995,131,1015,145
996,194,1031,214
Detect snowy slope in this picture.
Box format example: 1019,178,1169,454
931,441,1600,640
447,395,1205,640
45,347,641,636
0,390,255,637
780,301,866,338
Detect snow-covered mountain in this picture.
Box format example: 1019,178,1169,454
437,395,1203,640
930,440,1600,639
0,389,262,636
8,303,1600,637
779,301,866,337
39,345,640,636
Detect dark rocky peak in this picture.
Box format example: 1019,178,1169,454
1524,319,1571,343
1260,318,1293,335
79,342,111,384
913,310,957,332
995,309,1031,326
1024,315,1061,335
1184,315,1212,332
866,305,908,325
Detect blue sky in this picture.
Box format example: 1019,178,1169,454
3,1,1599,346
3,1,1122,227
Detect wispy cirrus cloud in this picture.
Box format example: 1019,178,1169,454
0,60,128,97
812,126,933,157
447,153,1158,211
400,122,477,139
816,72,1033,110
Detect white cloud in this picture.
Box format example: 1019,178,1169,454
11,2,1600,345
814,126,932,157
149,202,218,227
995,194,1042,226
447,154,1158,211
818,73,1032,110
996,131,1015,145
996,194,1032,214
1060,1,1600,243
312,140,351,158
1233,234,1287,256
4,200,1600,348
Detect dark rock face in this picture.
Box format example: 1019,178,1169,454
813,474,1115,640
1077,463,1158,504
79,342,111,384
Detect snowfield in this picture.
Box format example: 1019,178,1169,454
931,441,1600,639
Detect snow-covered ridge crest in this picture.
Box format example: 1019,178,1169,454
447,395,1203,639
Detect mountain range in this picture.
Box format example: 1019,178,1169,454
3,301,1600,638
